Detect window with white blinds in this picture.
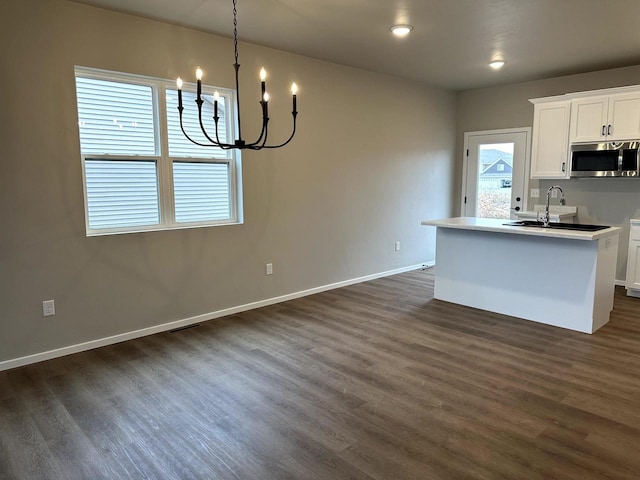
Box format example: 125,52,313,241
75,67,241,235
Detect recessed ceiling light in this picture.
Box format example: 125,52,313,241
391,25,413,37
489,60,505,70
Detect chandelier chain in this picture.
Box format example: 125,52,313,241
232,0,239,65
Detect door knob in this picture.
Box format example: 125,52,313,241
511,206,521,211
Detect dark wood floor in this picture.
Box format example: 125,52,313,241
2,269,640,479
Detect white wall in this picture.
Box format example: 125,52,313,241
0,0,457,364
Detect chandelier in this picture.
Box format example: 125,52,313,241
176,0,298,150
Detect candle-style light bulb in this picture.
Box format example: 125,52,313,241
263,92,269,118
195,67,202,100
213,90,219,119
260,67,267,98
176,77,183,110
291,82,297,113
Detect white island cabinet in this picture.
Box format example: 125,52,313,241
422,217,621,334
625,219,640,297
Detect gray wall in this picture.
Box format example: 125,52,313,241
0,0,457,363
458,65,640,281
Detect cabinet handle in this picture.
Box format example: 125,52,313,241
562,162,566,172
608,124,612,136
602,125,606,136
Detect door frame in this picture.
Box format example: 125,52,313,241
461,127,532,217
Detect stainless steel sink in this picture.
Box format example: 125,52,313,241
503,220,610,232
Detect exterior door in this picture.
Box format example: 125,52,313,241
462,129,530,220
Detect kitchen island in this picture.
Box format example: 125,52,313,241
421,217,621,333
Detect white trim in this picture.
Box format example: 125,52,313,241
0,262,433,372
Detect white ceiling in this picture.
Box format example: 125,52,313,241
71,0,640,90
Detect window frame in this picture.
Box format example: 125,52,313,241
75,66,243,236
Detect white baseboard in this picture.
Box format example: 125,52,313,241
0,262,434,372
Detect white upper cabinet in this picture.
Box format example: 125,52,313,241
569,96,608,143
530,100,570,179
570,92,640,143
531,85,640,179
608,93,640,141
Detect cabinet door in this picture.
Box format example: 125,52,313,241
530,101,570,179
569,96,608,143
607,93,640,141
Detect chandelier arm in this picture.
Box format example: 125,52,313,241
179,109,221,147
245,104,269,147
212,117,228,147
262,114,298,149
196,100,235,148
246,119,270,149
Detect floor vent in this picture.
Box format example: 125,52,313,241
169,323,202,333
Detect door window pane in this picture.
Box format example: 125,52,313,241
477,143,514,219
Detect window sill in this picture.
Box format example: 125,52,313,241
86,220,244,237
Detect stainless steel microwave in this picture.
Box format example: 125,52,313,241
570,142,640,177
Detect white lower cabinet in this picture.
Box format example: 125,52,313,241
626,220,640,296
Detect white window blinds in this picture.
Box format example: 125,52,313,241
76,77,156,156
173,162,230,223
165,89,229,159
84,160,160,229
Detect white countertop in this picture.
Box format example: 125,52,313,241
421,217,621,241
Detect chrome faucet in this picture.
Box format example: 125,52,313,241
542,185,565,227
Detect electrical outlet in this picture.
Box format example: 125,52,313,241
265,263,273,275
551,189,558,198
395,241,400,251
531,188,540,198
43,299,55,317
